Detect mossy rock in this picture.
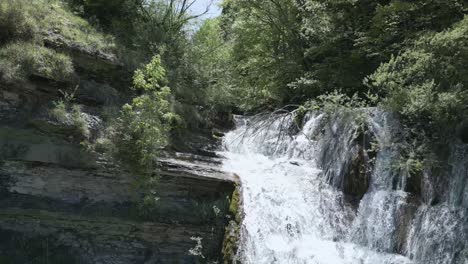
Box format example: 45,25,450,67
222,185,242,263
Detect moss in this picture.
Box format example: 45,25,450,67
229,186,241,223
41,2,115,53
0,0,36,44
222,185,242,263
222,220,240,264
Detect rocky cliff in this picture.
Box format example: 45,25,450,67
0,20,238,263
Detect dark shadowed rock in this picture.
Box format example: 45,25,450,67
317,112,374,205
0,152,237,263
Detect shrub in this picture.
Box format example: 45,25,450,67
49,100,68,123
111,55,180,174
0,42,74,83
306,91,373,114
70,104,90,139
367,16,468,136
365,16,468,173
0,0,36,44
49,99,90,139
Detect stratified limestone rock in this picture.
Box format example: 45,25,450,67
0,127,95,168
0,20,239,263
0,208,215,264
0,153,237,263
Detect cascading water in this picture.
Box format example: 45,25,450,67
221,112,414,264
221,110,468,264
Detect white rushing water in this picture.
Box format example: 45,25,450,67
221,113,413,264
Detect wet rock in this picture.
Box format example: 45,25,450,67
222,186,242,264
394,195,420,254
457,121,468,144
317,112,374,205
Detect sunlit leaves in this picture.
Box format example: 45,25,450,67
113,55,180,174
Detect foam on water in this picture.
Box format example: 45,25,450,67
221,113,413,264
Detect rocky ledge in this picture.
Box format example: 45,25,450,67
0,22,240,263
0,151,238,264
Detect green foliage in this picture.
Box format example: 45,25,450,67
220,0,304,110
0,0,36,44
294,0,467,98
49,85,90,139
306,91,374,114
0,0,115,53
190,18,236,110
49,99,91,139
211,0,467,111
132,55,167,91
0,0,118,84
364,16,468,172
0,42,74,83
66,0,202,68
112,56,180,174
368,16,468,135
363,0,467,61
67,0,219,131
70,104,91,139
50,100,69,123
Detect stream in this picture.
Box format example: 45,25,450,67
220,111,468,264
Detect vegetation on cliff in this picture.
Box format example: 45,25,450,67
110,55,179,175
192,0,468,172
0,0,115,83
2,0,467,193
2,1,468,262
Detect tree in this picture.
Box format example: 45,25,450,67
367,16,468,137
220,0,304,110
190,18,234,110
112,55,180,174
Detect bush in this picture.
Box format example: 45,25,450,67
367,16,468,135
0,42,74,83
365,16,468,172
49,99,90,139
0,0,36,44
111,56,180,174
70,104,90,139
49,100,68,123
306,91,374,114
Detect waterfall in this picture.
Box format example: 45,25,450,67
220,110,468,264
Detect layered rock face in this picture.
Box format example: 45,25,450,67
0,155,237,264
0,29,237,264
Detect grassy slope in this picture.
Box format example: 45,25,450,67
0,0,116,83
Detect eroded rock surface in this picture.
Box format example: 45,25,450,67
0,27,238,263
0,153,237,263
